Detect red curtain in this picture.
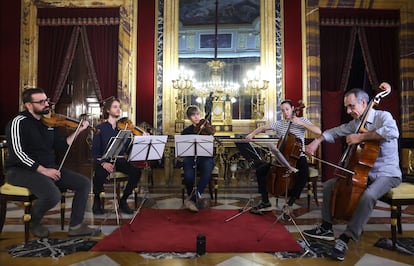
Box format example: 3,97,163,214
38,26,76,100
85,25,119,101
320,26,355,181
359,27,400,122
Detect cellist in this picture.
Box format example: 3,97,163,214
246,99,321,213
304,83,401,261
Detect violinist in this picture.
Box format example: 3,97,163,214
181,105,215,212
5,88,100,238
91,97,148,215
304,84,401,261
245,99,321,214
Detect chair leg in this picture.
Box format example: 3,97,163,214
390,204,398,249
312,177,319,206
60,192,66,230
307,179,312,211
208,179,214,200
397,204,402,234
0,197,7,233
100,191,106,211
214,178,218,204
23,201,32,244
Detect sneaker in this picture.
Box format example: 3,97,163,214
330,239,348,261
68,223,101,237
184,199,199,212
30,224,49,238
303,225,335,241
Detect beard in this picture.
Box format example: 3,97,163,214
33,107,50,116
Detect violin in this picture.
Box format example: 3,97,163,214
41,113,97,133
117,117,147,136
194,119,216,135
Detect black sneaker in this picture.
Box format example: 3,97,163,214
303,225,335,241
249,201,272,214
330,239,347,261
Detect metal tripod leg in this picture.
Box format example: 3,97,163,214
225,165,256,222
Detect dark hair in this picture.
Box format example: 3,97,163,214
280,99,293,107
102,97,121,119
345,88,369,103
22,88,45,104
186,105,200,118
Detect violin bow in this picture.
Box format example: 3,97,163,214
58,118,84,171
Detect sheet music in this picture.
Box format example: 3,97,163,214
102,130,132,160
174,135,214,157
128,135,168,161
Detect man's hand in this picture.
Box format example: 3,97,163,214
37,165,61,181
245,133,254,141
305,138,322,156
101,162,114,173
346,133,363,145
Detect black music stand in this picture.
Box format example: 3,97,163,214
257,143,310,256
99,130,133,245
225,142,264,222
175,134,214,206
127,135,168,225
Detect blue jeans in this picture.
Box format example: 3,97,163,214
6,167,90,227
183,156,214,200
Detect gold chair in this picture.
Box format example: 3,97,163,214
99,171,138,212
181,167,219,204
0,140,66,243
305,138,320,210
379,138,414,249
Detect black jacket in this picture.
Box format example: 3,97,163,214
5,110,68,171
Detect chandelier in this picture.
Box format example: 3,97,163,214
243,66,269,120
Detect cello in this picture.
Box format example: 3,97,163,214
330,86,391,220
266,101,305,196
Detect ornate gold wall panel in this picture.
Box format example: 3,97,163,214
20,0,137,121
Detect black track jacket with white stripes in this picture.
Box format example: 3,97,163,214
5,110,68,171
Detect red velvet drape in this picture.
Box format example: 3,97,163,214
85,25,119,101
38,26,75,102
361,27,400,121
320,26,354,181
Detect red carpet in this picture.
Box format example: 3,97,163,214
92,209,302,253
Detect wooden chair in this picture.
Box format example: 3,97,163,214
181,167,219,204
0,141,66,243
379,138,414,249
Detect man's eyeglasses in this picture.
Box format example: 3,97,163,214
31,98,50,105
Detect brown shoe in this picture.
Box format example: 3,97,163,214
68,223,101,237
184,200,199,212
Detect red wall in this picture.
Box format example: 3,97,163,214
136,0,156,125
283,0,303,103
0,1,21,134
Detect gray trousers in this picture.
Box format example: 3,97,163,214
322,175,401,241
6,167,90,227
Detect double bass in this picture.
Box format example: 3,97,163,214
266,101,304,196
330,86,391,220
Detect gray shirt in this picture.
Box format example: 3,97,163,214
322,109,401,180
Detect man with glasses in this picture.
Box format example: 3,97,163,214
303,82,401,261
5,88,101,238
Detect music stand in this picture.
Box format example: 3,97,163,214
127,135,168,225
257,143,310,256
175,134,214,206
225,141,264,222
99,130,132,245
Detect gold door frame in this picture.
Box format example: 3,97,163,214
19,0,137,121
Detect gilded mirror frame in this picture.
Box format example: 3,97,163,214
160,0,279,135
19,0,137,121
